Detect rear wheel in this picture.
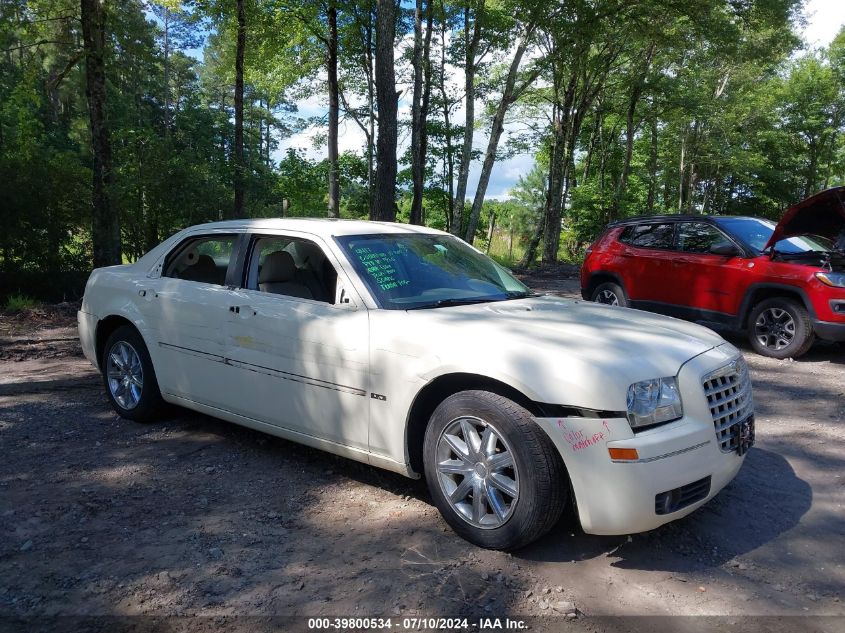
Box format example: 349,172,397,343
423,390,567,550
591,281,628,307
747,298,815,359
101,325,166,422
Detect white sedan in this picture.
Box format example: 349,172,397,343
78,219,754,550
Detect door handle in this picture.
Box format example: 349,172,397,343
229,305,256,317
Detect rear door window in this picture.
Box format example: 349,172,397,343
619,223,675,249
164,235,237,286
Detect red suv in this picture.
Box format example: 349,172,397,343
581,187,845,358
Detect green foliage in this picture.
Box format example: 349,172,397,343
4,294,40,312
1,0,844,291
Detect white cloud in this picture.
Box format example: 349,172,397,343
802,0,845,48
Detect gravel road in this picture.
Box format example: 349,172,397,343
0,287,843,631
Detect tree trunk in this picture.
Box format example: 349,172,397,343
452,1,484,235
420,0,434,189
233,0,246,219
464,34,534,243
409,0,434,226
370,0,398,222
610,43,655,220
409,0,424,224
519,212,545,269
439,11,455,228
646,116,658,213
365,6,375,208
81,0,120,267
805,141,818,198
327,1,340,218
163,6,171,132
542,70,577,264
677,130,685,211
537,102,565,266
582,109,601,183
485,212,496,253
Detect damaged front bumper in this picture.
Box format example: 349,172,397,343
534,344,749,535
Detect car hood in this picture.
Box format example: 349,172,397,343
763,186,845,251
397,295,730,411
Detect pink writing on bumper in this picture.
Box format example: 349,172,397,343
556,419,610,452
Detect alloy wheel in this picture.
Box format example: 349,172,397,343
597,289,619,306
754,307,796,351
434,416,519,529
106,341,144,410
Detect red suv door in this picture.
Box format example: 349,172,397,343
617,222,677,304
671,221,750,316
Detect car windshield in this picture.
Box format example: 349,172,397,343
336,233,531,310
715,217,833,254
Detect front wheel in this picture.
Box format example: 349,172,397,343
747,298,815,359
423,390,567,550
101,325,166,422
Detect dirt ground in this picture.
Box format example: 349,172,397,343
1,275,844,632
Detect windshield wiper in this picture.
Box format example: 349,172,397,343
407,297,503,310
407,291,539,310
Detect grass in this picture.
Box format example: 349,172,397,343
485,227,586,270
4,293,40,312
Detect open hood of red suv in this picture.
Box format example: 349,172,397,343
764,186,845,251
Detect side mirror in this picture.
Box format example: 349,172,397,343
710,241,741,257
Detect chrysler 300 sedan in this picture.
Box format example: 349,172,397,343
78,219,754,550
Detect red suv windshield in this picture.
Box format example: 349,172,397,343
715,217,834,255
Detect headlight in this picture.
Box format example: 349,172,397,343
815,272,845,288
626,377,683,429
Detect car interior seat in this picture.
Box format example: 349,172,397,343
258,251,314,299
283,241,332,302
180,253,221,284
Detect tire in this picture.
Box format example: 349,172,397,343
423,390,567,550
591,281,628,307
101,325,166,422
747,298,815,359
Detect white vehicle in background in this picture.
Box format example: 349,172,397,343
78,219,754,550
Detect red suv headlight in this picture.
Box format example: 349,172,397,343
815,272,845,288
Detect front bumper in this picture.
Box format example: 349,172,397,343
77,310,99,367
812,318,845,342
535,343,749,535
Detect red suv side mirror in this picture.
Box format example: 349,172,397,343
710,241,741,257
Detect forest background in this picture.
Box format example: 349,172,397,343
1,0,844,302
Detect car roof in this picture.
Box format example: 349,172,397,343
608,214,763,227
182,218,448,238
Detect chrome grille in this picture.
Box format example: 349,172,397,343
702,357,753,453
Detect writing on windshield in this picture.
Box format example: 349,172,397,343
338,233,528,310
352,244,412,292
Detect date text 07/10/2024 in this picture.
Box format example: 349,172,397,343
306,617,530,631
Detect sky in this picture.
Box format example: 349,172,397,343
274,0,845,203
803,0,845,48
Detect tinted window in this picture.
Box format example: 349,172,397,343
245,235,337,303
164,235,236,286
335,233,529,310
619,223,675,249
676,222,730,253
